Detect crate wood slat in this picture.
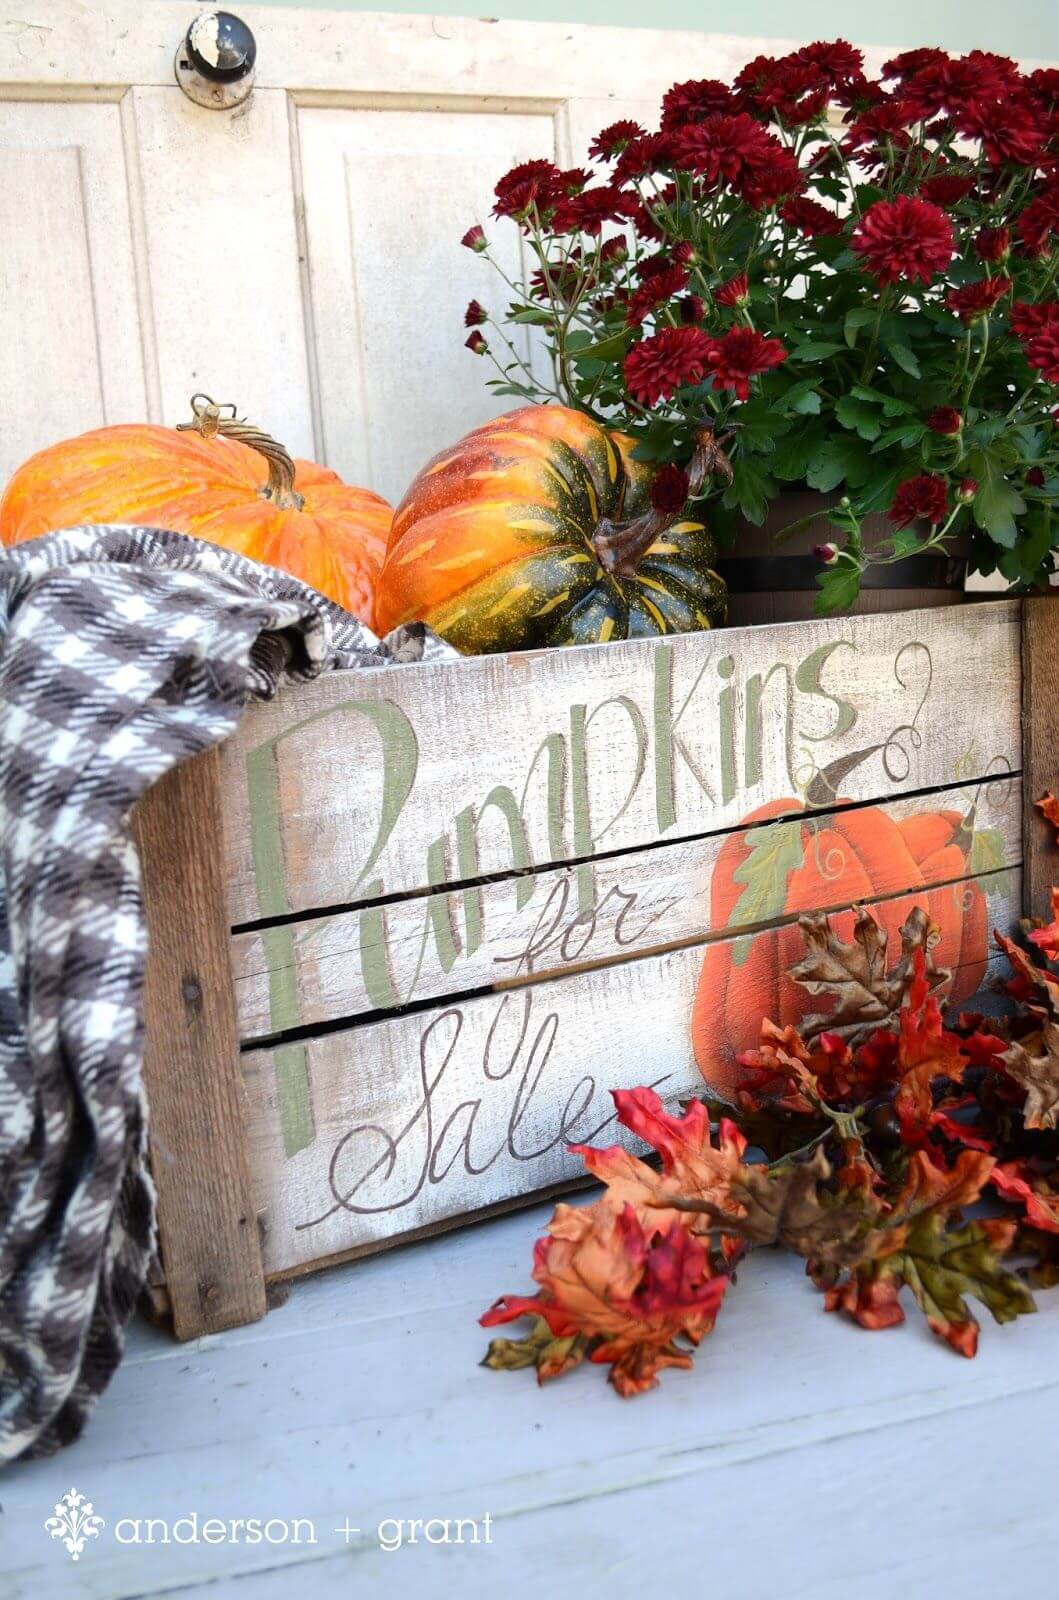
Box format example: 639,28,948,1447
1021,596,1059,921
242,870,1020,1279
134,747,267,1338
230,777,1022,1040
134,600,1034,1333
217,600,1022,924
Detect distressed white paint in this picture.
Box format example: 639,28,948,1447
242,870,1019,1277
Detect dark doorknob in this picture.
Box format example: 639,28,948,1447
175,10,257,109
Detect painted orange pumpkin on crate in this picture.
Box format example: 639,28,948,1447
692,798,993,1096
373,404,727,653
0,397,391,625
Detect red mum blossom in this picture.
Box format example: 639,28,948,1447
625,265,690,326
780,196,843,236
976,226,1010,262
1024,325,1059,384
900,49,1021,120
792,39,864,87
589,120,645,160
613,132,678,185
945,276,1011,323
679,294,706,324
889,474,950,527
958,477,979,501
705,326,787,400
1018,188,1059,256
599,236,628,266
741,157,803,210
660,78,734,130
493,159,561,218
552,184,627,235
649,463,691,514
919,171,974,207
883,47,949,81
927,407,962,434
1010,300,1059,341
1028,68,1059,112
624,326,715,405
852,195,955,284
959,98,1046,167
842,98,915,164
673,112,798,204
463,299,488,327
670,241,697,265
461,224,487,252
465,330,488,355
1027,465,1046,487
714,272,749,307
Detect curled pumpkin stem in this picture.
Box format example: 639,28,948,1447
593,424,733,578
178,394,305,512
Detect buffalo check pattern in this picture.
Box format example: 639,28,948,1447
0,525,453,1461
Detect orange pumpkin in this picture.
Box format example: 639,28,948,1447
374,405,726,653
0,397,390,625
692,800,989,1097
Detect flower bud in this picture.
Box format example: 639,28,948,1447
465,330,488,355
1027,465,1046,488
926,406,962,435
461,224,488,252
838,495,851,510
671,241,697,265
813,543,839,565
463,299,488,327
957,477,978,502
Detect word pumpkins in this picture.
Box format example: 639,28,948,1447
692,800,991,1096
0,396,391,625
373,405,726,653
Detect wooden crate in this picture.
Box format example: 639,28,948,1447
134,596,1059,1339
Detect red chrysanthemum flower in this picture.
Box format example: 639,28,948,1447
714,273,750,307
705,326,787,400
882,47,949,82
1010,300,1059,341
613,133,678,185
1027,465,1046,487
1024,325,1059,384
779,196,843,236
589,120,645,160
673,112,799,204
623,327,715,405
599,236,628,266
660,78,735,130
740,157,803,209
1018,188,1059,256
842,98,915,164
927,407,963,434
792,39,864,86
464,299,488,327
679,294,706,324
493,159,561,218
976,226,1010,261
899,49,1021,120
625,265,690,326
958,476,979,500
959,98,1046,168
918,171,974,207
552,184,628,235
888,474,950,527
465,330,488,355
1028,68,1059,111
461,224,487,252
945,276,1011,323
649,463,691,513
852,195,955,284
670,241,697,265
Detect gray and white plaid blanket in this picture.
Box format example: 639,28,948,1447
0,525,451,1463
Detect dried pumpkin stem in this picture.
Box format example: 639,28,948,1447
592,424,731,578
178,394,305,511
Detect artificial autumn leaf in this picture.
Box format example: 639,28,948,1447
663,1145,882,1268
481,1198,728,1396
994,928,1059,1014
892,949,968,1123
991,1160,1059,1234
1035,791,1059,844
1027,886,1059,962
789,905,949,1045
481,1315,588,1381
999,1023,1059,1130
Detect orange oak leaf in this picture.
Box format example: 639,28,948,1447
481,1198,728,1395
893,949,967,1122
1035,791,1059,843
999,1023,1059,1130
789,905,949,1045
1028,886,1059,961
991,1161,1059,1234
994,928,1059,1014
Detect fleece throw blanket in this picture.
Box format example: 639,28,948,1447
0,525,453,1463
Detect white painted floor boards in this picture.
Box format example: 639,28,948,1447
2,1197,1056,1599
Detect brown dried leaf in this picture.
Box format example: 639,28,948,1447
1000,1022,1059,1130
790,905,950,1045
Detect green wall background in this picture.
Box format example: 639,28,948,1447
241,0,1058,59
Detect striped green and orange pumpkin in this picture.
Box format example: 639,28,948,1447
374,405,726,653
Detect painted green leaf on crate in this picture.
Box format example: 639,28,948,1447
729,820,805,967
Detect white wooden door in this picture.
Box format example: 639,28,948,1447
0,1,895,505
